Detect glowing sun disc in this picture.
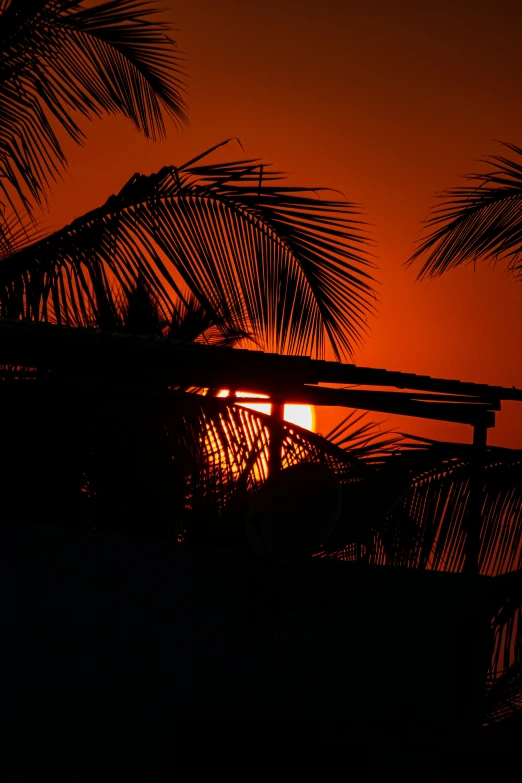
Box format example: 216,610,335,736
283,403,315,432
217,390,315,432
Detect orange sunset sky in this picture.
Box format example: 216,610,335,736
43,0,522,448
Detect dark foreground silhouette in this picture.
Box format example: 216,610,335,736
2,322,522,778
2,519,518,780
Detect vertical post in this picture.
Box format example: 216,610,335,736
460,417,489,728
268,401,284,476
464,419,487,574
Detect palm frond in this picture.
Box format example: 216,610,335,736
0,202,43,260
408,142,522,279
320,436,522,723
485,569,522,724
0,143,377,359
324,408,404,464
486,661,522,724
358,440,522,575
162,291,254,347
0,0,187,229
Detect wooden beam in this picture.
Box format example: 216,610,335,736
0,318,520,404
237,387,496,427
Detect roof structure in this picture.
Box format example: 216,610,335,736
2,317,521,440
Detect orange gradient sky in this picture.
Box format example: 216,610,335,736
43,0,522,447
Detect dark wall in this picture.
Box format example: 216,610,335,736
2,522,492,777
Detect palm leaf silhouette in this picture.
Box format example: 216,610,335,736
121,280,254,347
321,435,522,724
0,0,187,242
408,142,522,279
0,141,377,359
324,408,403,464
404,141,522,723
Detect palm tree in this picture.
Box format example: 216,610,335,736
0,1,381,542
0,128,380,526
402,143,522,726
0,0,192,533
6,0,518,733
0,0,187,250
0,141,379,538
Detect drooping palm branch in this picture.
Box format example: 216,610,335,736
403,141,522,722
0,0,187,243
408,142,522,279
0,141,377,359
320,435,522,724
326,437,522,579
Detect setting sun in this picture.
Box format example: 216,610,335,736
217,391,315,432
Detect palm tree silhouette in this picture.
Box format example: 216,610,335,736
0,143,380,540
5,0,520,735
0,141,377,360
403,142,522,727
0,2,380,543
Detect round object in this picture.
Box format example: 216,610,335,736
246,462,342,563
327,460,412,548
